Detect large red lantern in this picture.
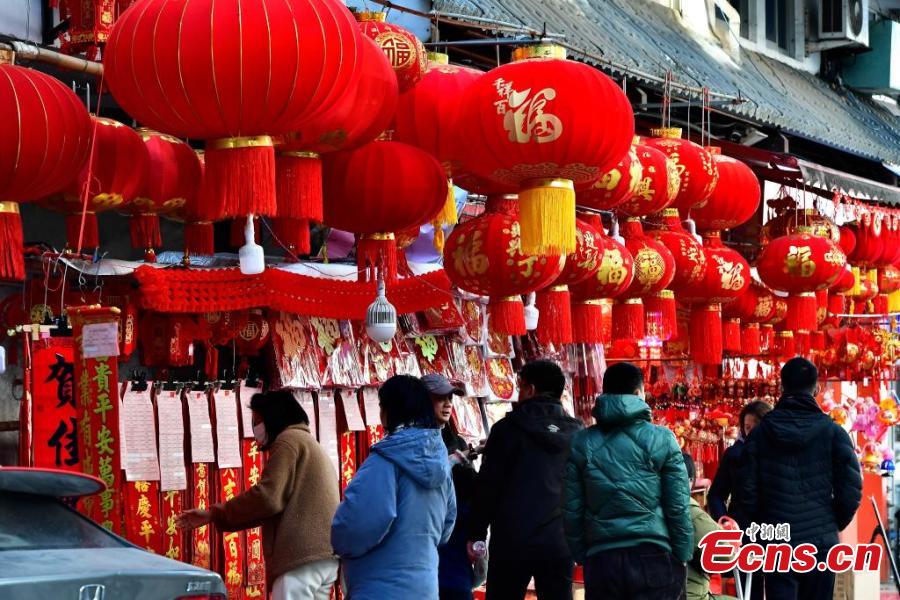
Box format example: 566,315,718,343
357,12,427,93
275,35,398,236
689,150,760,231
615,143,680,217
876,214,900,267
643,128,718,212
323,141,446,281
647,209,707,293
577,145,643,211
444,196,565,335
846,218,883,266
104,0,362,220
0,61,92,280
456,45,634,256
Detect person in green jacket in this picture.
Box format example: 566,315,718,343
683,453,738,600
563,362,692,600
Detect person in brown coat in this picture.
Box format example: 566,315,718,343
178,390,339,600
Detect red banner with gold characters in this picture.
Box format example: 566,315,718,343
242,438,266,596
124,480,163,554
161,490,186,562
31,338,79,471
191,462,213,569
340,432,357,492
220,468,245,597
70,305,123,534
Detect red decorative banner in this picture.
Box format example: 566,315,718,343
70,306,123,534
161,490,186,562
340,432,357,492
124,480,164,554
220,467,245,597
242,438,266,593
31,338,79,471
191,462,213,569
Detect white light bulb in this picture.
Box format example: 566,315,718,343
610,217,625,244
684,218,702,244
524,292,540,331
239,214,265,275
366,273,397,342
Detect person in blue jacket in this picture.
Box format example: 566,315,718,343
331,374,457,600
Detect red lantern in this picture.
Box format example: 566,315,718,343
839,224,857,256
104,0,361,220
689,150,759,231
456,45,634,256
128,129,202,261
577,145,643,211
647,209,707,293
276,35,398,230
643,128,718,212
879,265,900,294
615,143,680,217
323,141,447,281
357,12,427,93
831,264,856,294
877,214,900,267
845,218,883,266
0,61,92,280
443,196,565,335
535,217,604,346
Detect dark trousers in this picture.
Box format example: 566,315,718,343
440,588,474,600
583,543,686,600
485,558,574,600
764,569,835,600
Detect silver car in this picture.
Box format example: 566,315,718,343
0,467,226,600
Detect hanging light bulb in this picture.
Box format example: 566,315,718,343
239,214,265,275
366,270,398,342
524,292,540,331
610,216,625,245
684,217,702,244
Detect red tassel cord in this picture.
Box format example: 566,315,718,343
612,299,645,343
571,299,613,344
276,152,323,222
874,294,889,315
774,331,796,361
271,218,311,258
488,296,526,336
741,323,761,356
644,290,677,341
203,138,276,219
357,233,398,283
65,212,99,250
786,293,818,333
723,318,741,354
689,304,723,366
129,213,162,262
184,222,215,256
536,286,573,346
0,203,25,281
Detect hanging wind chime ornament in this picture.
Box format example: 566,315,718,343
394,52,484,250
322,140,447,282
356,11,427,92
455,44,634,256
275,35,399,253
0,58,92,280
614,141,680,218
689,149,760,231
643,128,718,212
577,145,643,211
569,214,635,344
104,0,362,221
43,116,148,251
534,217,604,347
127,129,202,262
443,196,565,335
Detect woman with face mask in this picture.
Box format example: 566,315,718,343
177,390,339,600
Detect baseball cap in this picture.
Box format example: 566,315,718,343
421,373,465,396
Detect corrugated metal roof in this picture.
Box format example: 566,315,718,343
434,0,900,164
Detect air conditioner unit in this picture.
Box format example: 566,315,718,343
818,0,870,48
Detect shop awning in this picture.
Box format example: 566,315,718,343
798,160,900,205
433,0,900,164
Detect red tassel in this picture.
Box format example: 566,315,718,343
723,318,741,354
0,204,24,281
536,286,573,346
203,138,276,219
230,217,261,248
357,233,398,283
690,304,723,365
276,152,323,222
761,324,774,355
571,299,612,344
644,290,677,341
488,296,526,336
795,330,811,357
612,299,645,342
811,331,825,351
786,293,818,333
741,323,761,355
815,289,828,325
65,212,99,250
827,294,846,327
874,294,889,315
184,222,215,256
774,331,796,361
271,218,311,257
129,213,162,251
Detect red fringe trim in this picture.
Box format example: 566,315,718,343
184,222,215,256
786,294,818,333
357,235,398,283
723,319,741,354
874,294,889,315
774,332,796,361
811,331,825,351
795,331,811,357
612,299,645,342
488,297,526,336
690,304,723,365
536,287,573,346
644,292,677,341
571,300,612,344
741,323,761,356
65,212,99,250
0,210,24,282
202,143,276,219
271,218,311,257
827,294,846,327
276,153,323,222
129,214,162,250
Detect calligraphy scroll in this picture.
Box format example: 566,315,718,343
242,438,266,593
31,338,79,471
70,305,123,534
191,462,213,569
124,480,163,554
161,490,186,562
219,467,245,596
340,432,357,492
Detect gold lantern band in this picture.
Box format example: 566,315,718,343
362,232,396,242
208,136,274,151
357,10,387,22
582,298,613,307
550,285,569,293
0,202,20,214
427,52,449,65
656,290,675,299
512,44,567,62
280,151,320,159
524,178,574,192
650,127,682,139
661,208,680,218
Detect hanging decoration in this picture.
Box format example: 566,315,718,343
643,128,718,212
577,145,643,211
356,11,427,92
647,209,707,294
689,149,760,231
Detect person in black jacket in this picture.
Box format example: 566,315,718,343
740,357,862,600
468,360,583,600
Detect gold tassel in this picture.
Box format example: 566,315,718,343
518,178,576,256
851,266,862,297
432,225,445,253
430,178,457,252
890,290,900,313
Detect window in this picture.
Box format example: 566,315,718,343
765,0,794,52
726,0,803,59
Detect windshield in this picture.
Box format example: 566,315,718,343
0,493,127,551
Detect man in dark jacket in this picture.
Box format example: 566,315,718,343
740,357,862,600
562,362,692,600
468,360,583,600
